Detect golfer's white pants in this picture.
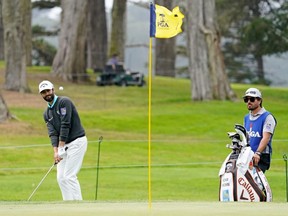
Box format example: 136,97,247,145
57,136,87,200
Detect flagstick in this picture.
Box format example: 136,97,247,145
147,1,184,210
148,37,153,209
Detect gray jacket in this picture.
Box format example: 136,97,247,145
43,96,85,147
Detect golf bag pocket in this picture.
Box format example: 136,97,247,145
219,171,234,201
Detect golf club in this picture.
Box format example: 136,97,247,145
283,154,288,202
95,136,103,200
254,165,265,190
27,162,57,201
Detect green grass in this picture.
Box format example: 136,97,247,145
1,202,288,216
0,71,288,202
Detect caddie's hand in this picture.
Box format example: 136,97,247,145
253,153,260,165
57,146,67,158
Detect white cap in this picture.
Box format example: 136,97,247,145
39,80,54,93
243,88,262,98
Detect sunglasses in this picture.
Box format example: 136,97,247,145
243,97,257,103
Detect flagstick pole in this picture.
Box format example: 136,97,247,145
148,37,153,209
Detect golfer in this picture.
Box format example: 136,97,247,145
243,87,277,173
39,80,87,200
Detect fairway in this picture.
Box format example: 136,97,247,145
1,201,288,216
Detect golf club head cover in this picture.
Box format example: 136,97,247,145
234,124,249,147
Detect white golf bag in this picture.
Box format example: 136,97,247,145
219,124,272,202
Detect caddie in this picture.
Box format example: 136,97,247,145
243,87,277,173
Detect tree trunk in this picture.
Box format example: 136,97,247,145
86,0,107,71
24,0,32,66
255,55,265,82
155,0,176,77
0,92,10,123
2,0,30,93
187,0,211,100
249,0,265,84
0,0,4,60
109,0,127,62
52,0,88,82
187,0,235,101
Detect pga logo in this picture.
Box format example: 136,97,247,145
247,128,261,138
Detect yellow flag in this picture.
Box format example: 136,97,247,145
150,4,185,38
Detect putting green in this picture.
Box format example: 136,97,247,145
0,201,287,216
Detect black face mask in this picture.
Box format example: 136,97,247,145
44,93,55,103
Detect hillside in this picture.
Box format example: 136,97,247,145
0,67,288,201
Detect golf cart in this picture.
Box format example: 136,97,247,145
96,63,145,87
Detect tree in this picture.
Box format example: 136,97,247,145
217,0,288,85
24,0,32,66
31,25,57,65
86,0,107,71
31,0,60,66
32,0,60,9
52,0,88,82
0,2,10,122
32,38,57,66
0,0,4,60
154,0,177,77
241,0,288,84
187,0,235,100
109,0,127,62
2,0,30,92
0,93,10,123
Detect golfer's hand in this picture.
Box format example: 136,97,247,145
54,152,62,163
57,146,67,158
